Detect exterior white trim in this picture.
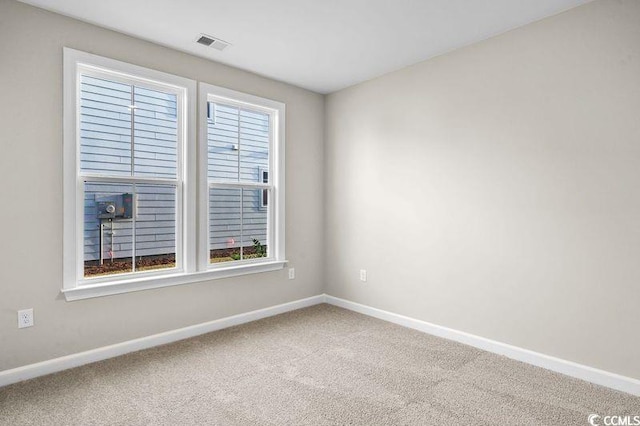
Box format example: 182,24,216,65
324,295,640,396
0,295,323,388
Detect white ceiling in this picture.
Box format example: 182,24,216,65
20,0,591,93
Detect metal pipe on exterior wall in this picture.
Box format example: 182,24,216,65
110,221,115,263
99,221,104,265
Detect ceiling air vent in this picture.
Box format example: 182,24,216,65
196,34,231,51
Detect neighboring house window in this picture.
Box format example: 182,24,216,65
63,49,286,301
259,168,269,208
206,101,216,124
199,83,285,267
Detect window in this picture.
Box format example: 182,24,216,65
198,83,285,269
259,168,269,208
63,49,286,301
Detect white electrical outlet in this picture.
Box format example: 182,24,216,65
360,269,367,282
18,308,34,329
288,268,295,280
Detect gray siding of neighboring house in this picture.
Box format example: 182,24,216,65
81,76,177,261
208,104,269,252
80,76,269,262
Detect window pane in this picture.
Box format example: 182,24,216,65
239,109,269,182
242,188,269,259
79,75,132,176
209,187,241,263
84,182,177,278
208,104,239,181
208,103,270,183
84,182,133,277
134,184,177,272
133,87,178,178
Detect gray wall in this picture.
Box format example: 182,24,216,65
325,0,640,380
0,0,324,370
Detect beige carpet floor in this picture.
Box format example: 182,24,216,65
0,304,638,425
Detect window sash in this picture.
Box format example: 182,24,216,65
205,98,274,186
205,98,275,266
76,68,186,285
199,83,284,271
79,179,183,285
207,184,273,264
77,65,185,182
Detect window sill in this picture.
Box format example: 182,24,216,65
61,260,287,301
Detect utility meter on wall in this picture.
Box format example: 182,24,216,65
97,201,117,219
96,193,133,220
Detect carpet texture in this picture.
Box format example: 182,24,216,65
1,304,638,425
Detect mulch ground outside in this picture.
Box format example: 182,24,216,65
84,247,268,277
84,254,176,277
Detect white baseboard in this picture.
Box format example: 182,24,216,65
4,293,638,397
324,295,640,396
0,295,325,388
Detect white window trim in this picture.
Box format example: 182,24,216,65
62,49,286,302
61,261,288,301
197,82,286,272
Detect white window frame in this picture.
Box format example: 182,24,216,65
198,82,286,272
62,49,286,302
